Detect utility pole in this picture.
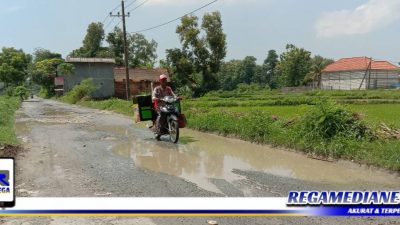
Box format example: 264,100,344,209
359,57,372,90
110,1,131,100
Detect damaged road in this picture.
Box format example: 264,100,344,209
6,97,400,225
14,98,218,197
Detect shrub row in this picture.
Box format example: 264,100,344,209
185,101,400,171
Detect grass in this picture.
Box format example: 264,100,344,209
348,104,400,128
184,103,400,171
78,98,135,116
218,104,400,128
0,96,21,146
66,89,400,171
186,89,400,128
184,89,400,171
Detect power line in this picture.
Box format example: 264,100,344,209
125,0,139,10
110,3,122,13
104,17,117,32
102,15,110,24
105,0,135,30
106,16,122,31
127,0,150,14
115,20,122,28
102,2,122,24
131,0,218,34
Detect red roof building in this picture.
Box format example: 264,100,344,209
114,68,170,99
321,57,399,90
323,57,398,72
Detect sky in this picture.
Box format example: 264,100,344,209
0,0,399,64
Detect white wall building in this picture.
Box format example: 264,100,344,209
321,57,400,90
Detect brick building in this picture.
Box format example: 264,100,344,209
114,68,170,99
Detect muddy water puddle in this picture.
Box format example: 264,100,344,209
16,106,92,125
14,99,400,194
111,125,400,192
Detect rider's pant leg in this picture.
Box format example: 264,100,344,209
156,110,162,133
160,112,167,133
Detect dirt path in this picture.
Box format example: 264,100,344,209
4,97,399,225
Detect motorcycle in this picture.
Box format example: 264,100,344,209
152,96,182,143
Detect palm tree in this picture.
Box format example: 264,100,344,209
307,56,334,88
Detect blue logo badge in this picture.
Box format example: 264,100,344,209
0,170,10,187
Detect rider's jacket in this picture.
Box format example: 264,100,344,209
152,86,176,109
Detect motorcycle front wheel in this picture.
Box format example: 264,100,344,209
168,120,179,143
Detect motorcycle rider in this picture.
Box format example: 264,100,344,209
152,74,177,140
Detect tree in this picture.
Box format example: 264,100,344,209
128,33,158,68
304,55,334,87
70,22,106,57
262,50,279,88
215,59,242,90
30,58,74,96
57,63,75,76
82,22,105,57
167,11,227,94
239,56,258,84
106,27,125,66
0,47,31,86
33,48,62,63
165,48,197,88
30,48,74,95
31,58,63,92
106,27,158,68
217,57,265,91
278,44,312,87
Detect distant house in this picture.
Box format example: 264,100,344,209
321,57,400,90
57,57,115,98
114,68,170,99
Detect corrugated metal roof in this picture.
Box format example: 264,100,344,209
114,67,170,82
66,57,116,64
323,57,399,72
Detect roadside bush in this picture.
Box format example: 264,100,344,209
181,89,400,170
5,86,15,97
186,109,277,143
78,98,134,116
38,87,51,99
62,78,97,104
235,83,263,93
15,86,28,100
297,101,374,141
0,96,21,145
176,85,195,99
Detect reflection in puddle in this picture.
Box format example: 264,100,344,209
112,139,230,193
112,128,400,193
179,136,199,144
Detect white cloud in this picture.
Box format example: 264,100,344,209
315,0,400,38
